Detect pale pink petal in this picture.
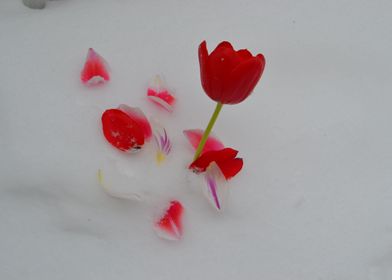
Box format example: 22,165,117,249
154,200,184,241
203,163,229,211
147,75,175,112
183,129,224,154
118,104,152,141
81,48,110,85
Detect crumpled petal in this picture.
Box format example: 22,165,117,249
97,169,142,201
215,157,243,180
189,148,243,180
147,75,176,112
118,104,152,141
154,200,184,241
101,108,145,152
183,129,224,154
81,48,110,85
203,163,228,211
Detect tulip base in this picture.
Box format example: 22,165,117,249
193,102,223,161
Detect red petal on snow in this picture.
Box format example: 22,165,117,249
216,157,243,180
189,148,243,180
183,129,224,154
190,148,238,171
147,89,176,112
147,76,175,112
155,200,184,241
101,109,144,152
118,105,152,141
81,48,110,85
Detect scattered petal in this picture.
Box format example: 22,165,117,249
189,148,243,180
97,169,142,200
190,148,238,172
203,163,228,211
147,75,176,112
154,200,184,241
81,48,110,85
101,109,144,152
118,104,152,141
152,121,172,164
216,158,243,180
183,129,224,154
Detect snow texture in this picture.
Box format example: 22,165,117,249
1,0,392,279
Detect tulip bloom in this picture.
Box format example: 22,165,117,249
193,41,265,160
198,41,265,105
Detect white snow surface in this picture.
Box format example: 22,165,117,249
1,0,392,279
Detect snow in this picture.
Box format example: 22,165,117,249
1,0,392,279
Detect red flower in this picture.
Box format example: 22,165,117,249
198,41,265,104
189,148,243,180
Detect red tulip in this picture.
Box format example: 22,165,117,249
192,41,266,161
198,41,265,105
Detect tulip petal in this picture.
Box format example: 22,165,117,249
224,55,265,104
237,49,253,60
118,105,152,141
207,42,239,102
147,75,175,112
151,121,172,164
189,148,243,180
199,41,211,94
81,48,110,85
97,169,142,201
210,41,235,57
183,129,224,154
154,200,184,241
203,163,228,211
101,109,145,152
189,148,238,172
216,157,243,180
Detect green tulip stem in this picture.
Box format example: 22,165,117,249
193,102,223,161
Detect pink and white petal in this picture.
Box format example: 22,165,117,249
154,200,184,241
203,163,229,211
81,48,110,85
183,129,224,154
118,104,152,140
147,75,176,112
148,75,167,93
147,94,174,112
97,169,143,201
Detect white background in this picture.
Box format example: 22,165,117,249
1,0,392,279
